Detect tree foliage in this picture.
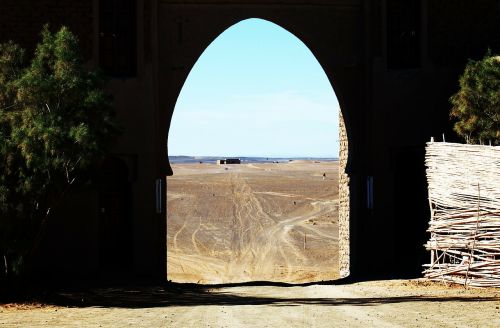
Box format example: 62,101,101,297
0,26,118,275
450,52,500,144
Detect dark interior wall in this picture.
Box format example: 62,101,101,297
98,0,166,280
0,0,93,59
30,190,101,281
428,0,500,67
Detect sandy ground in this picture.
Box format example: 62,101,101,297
1,280,499,327
167,161,339,284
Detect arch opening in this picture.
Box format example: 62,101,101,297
166,18,349,283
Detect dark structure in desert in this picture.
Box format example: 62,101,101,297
225,158,241,164
1,0,499,281
216,159,241,165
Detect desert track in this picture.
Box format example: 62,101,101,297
167,161,339,284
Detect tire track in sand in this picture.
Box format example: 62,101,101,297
225,173,298,281
191,217,203,255
173,220,187,252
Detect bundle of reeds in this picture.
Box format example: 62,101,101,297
423,142,500,288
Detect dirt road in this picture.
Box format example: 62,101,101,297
167,161,339,283
2,280,499,327
163,281,500,328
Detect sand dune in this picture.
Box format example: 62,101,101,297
166,161,339,284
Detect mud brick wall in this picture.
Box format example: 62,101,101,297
0,0,93,59
338,111,350,278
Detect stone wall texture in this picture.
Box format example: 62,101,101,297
338,111,350,278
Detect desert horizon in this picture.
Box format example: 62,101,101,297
168,155,339,164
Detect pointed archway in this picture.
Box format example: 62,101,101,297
166,18,349,283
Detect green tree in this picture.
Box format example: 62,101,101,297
450,52,500,144
0,26,118,276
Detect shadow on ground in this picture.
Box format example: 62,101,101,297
6,281,495,309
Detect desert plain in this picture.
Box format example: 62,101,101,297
167,160,339,284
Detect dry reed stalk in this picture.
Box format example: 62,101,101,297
424,142,500,288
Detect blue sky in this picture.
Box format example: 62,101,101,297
168,18,339,158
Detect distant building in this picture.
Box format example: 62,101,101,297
225,158,241,164
217,158,240,164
